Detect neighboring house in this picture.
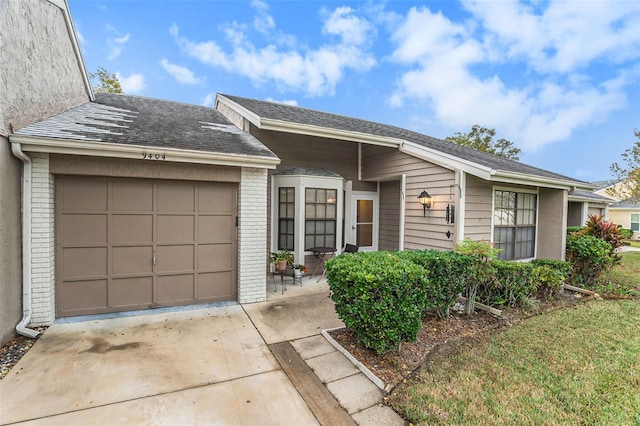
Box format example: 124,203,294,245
609,199,640,239
593,179,640,238
567,189,612,228
215,94,593,267
0,0,92,343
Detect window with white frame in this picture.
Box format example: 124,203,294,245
305,188,337,249
271,172,343,264
277,187,295,250
631,213,640,232
494,189,537,260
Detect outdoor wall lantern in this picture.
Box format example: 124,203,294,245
418,190,433,216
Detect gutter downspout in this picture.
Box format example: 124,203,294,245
11,142,41,339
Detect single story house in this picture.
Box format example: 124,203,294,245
5,0,597,334
11,90,596,326
215,93,594,265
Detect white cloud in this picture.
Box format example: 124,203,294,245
76,29,86,45
160,59,203,85
388,3,639,151
170,5,376,96
116,72,145,93
322,6,375,46
265,97,298,106
251,0,275,34
462,0,640,73
107,25,130,60
201,93,215,107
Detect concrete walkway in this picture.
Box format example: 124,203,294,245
244,277,405,425
0,277,404,425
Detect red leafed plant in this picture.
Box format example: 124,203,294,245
576,214,623,263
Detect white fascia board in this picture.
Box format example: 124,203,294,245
10,135,280,169
215,95,262,128
399,140,494,179
54,0,94,101
568,195,614,204
259,119,403,148
490,170,591,190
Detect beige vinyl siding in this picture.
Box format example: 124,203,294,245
254,127,375,262
362,145,455,251
463,175,493,241
379,180,400,251
250,126,375,192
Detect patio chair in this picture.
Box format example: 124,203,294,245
343,243,359,253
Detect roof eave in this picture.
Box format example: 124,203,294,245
491,170,591,190
215,94,262,128
215,95,403,148
400,141,494,179
260,118,403,147
9,134,280,169
568,195,614,204
55,0,94,101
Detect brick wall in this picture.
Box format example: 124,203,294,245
237,167,268,303
30,153,55,325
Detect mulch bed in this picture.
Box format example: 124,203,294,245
328,293,588,390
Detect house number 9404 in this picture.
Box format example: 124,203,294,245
142,152,166,160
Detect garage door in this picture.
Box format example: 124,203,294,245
56,177,237,317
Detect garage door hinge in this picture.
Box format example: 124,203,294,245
235,216,238,227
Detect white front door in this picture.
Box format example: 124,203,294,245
351,193,378,251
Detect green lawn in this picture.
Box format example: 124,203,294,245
601,251,640,296
388,300,640,425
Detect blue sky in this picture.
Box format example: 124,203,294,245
68,0,640,182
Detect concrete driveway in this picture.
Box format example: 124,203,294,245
0,304,318,425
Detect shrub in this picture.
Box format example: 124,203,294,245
576,214,623,264
477,261,536,307
326,251,428,354
619,227,634,240
530,259,571,298
567,226,584,235
566,234,616,288
454,239,500,314
400,250,472,318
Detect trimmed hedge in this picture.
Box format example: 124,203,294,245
399,250,471,318
326,249,573,354
325,251,428,354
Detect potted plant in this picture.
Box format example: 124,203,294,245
270,249,293,272
292,264,307,278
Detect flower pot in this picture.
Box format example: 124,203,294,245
293,268,303,278
276,260,287,271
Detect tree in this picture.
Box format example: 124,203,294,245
90,67,122,93
445,125,521,161
608,129,640,202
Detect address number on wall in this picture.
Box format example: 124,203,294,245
142,152,166,160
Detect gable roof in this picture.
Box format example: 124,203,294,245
568,189,614,204
217,94,591,189
11,93,279,168
610,199,640,209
